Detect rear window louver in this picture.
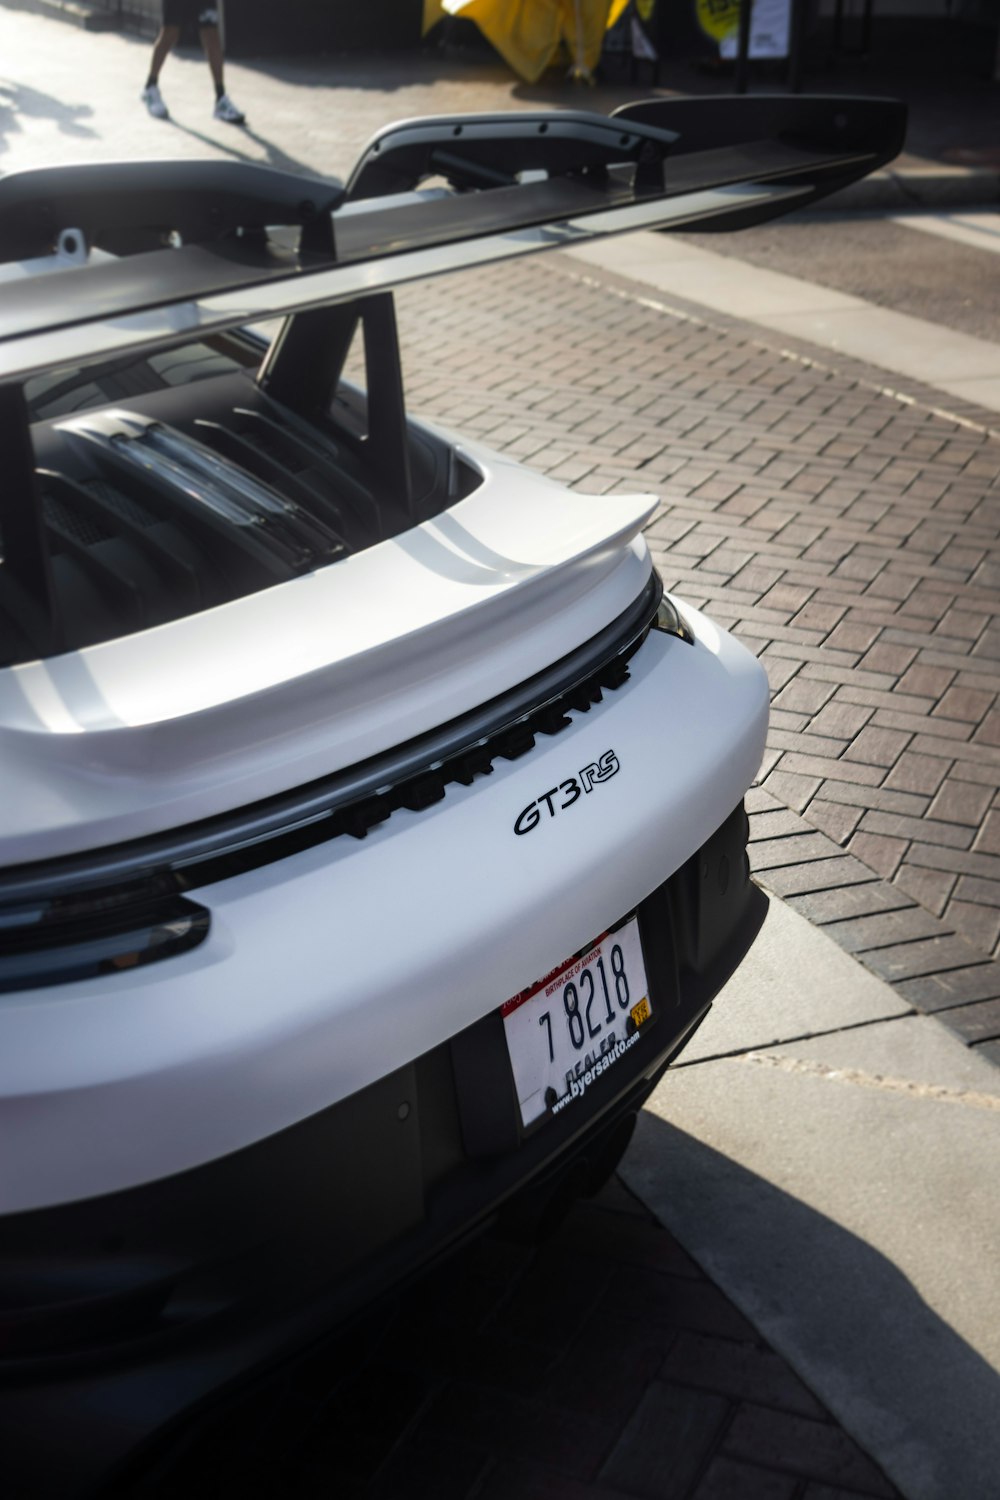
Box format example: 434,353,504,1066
60,411,346,573
40,469,209,626
192,405,381,541
1,408,361,663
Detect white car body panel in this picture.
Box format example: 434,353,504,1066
0,606,767,1213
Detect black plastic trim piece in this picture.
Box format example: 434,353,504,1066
0,384,61,657
0,159,344,263
0,892,210,995
344,108,679,201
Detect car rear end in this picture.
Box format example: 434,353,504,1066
0,93,905,1494
0,379,766,1497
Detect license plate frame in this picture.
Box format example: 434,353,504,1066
501,917,653,1128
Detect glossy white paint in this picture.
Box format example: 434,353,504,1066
0,605,768,1213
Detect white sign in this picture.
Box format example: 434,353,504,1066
719,0,791,60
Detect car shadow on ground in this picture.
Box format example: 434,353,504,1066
624,1113,1000,1500
118,1110,1000,1499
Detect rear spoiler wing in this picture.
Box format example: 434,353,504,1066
0,94,904,385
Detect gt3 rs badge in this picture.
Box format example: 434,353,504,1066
514,750,620,835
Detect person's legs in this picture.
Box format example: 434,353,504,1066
198,23,225,98
146,24,180,87
199,15,246,124
141,22,179,116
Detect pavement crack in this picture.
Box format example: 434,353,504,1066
670,1012,915,1069
742,1050,1000,1111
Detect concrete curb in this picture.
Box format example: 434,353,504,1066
623,898,1000,1500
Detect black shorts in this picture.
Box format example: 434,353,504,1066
162,0,219,27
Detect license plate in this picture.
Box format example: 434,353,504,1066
501,918,652,1128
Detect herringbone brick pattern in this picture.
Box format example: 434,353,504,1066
395,253,1000,1062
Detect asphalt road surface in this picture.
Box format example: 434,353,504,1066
678,209,1000,346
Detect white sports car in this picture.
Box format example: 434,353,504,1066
0,96,902,1494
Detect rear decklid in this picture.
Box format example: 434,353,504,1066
0,446,656,864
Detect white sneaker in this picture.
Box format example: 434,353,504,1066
141,83,169,120
213,93,245,125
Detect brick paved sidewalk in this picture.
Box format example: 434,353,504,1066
136,1183,900,1500
392,254,1000,1068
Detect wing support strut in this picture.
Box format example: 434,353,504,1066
0,386,60,659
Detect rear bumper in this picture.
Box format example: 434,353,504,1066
0,803,765,1499
0,608,768,1216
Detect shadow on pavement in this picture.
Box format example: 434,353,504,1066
625,1112,1000,1500
159,115,333,181
120,1171,903,1500
232,17,1000,166
0,78,96,154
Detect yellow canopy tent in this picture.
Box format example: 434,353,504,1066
423,0,632,84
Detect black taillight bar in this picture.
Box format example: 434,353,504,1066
0,890,210,994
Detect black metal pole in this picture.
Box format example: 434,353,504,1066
735,0,753,93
